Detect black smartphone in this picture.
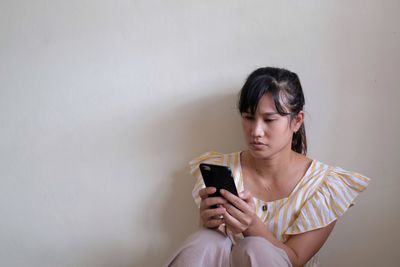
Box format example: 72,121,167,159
199,163,239,199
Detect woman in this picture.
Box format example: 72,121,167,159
164,67,370,267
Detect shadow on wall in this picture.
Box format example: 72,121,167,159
133,91,246,267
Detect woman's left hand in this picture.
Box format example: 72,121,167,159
220,189,257,234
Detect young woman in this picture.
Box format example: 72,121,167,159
164,67,370,267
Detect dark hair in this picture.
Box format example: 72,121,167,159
238,67,307,155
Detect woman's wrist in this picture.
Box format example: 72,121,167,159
242,216,287,255
243,215,265,237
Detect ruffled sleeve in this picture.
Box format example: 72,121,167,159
189,151,224,208
285,166,370,235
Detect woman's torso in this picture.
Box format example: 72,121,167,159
240,150,313,203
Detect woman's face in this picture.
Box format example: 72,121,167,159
241,93,303,159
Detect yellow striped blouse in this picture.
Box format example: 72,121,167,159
189,151,370,267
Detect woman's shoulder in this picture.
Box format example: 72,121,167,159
295,158,371,199
310,159,370,186
188,150,242,177
189,151,241,166
189,151,224,164
285,159,371,235
325,162,371,193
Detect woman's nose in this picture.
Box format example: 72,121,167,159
251,121,264,137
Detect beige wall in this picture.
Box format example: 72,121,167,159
1,1,399,266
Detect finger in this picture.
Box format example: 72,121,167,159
220,189,249,212
239,191,255,209
222,210,244,233
200,197,228,210
199,187,217,199
202,207,226,220
239,190,253,202
205,218,224,228
223,203,251,226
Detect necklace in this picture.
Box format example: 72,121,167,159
246,153,274,193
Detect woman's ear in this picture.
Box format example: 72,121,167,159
292,111,304,132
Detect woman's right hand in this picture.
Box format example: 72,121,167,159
199,187,228,229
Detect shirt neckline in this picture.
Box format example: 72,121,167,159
237,151,316,204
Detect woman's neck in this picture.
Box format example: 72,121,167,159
244,149,298,182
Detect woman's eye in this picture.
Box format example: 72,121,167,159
264,119,275,122
243,115,254,120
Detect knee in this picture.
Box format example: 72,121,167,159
186,228,230,250
167,228,231,267
235,236,274,256
232,237,291,267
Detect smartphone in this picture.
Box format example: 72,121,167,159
199,163,239,199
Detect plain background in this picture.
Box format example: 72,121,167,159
1,1,399,266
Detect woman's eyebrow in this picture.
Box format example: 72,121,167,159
261,112,278,116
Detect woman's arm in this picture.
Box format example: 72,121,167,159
245,216,336,267
220,189,337,267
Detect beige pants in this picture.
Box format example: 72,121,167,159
164,228,292,267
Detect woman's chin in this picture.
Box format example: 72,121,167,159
248,148,270,158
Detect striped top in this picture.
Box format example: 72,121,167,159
189,151,370,267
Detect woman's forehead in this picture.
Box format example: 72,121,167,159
255,94,277,113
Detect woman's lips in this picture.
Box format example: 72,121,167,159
250,142,266,150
